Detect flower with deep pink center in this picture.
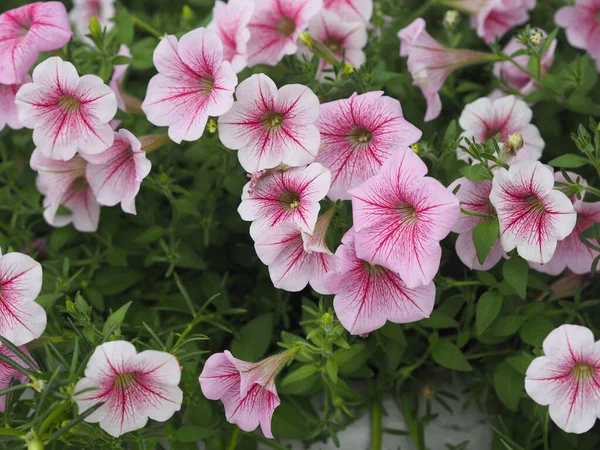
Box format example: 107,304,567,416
247,0,322,67
556,0,600,71
448,177,503,271
15,57,117,161
323,0,373,23
238,163,331,240
0,81,26,131
70,0,115,41
31,150,101,232
349,148,460,288
200,349,296,439
0,2,72,84
74,341,183,438
0,344,36,412
219,74,321,173
489,161,577,264
316,91,422,201
325,229,435,335
0,250,45,346
141,27,237,144
207,0,254,73
525,324,600,434
457,95,545,163
398,18,496,122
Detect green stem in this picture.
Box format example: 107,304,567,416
406,0,436,23
581,185,600,198
227,426,240,450
38,403,69,436
131,15,163,39
0,427,25,437
446,280,483,287
171,314,215,354
370,401,383,450
460,208,496,220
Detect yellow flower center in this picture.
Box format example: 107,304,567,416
113,372,137,389
261,111,284,131
348,126,372,147
58,95,81,113
572,362,595,381
397,203,418,224
276,17,296,37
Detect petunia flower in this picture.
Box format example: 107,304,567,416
254,222,335,293
70,0,115,42
489,161,577,264
80,129,152,215
219,74,321,173
323,0,373,23
0,344,36,411
15,57,117,161
0,81,27,131
142,28,237,145
493,30,556,96
325,229,435,335
316,91,422,201
74,341,183,438
247,0,322,67
207,0,254,73
350,147,460,288
525,324,600,434
555,0,600,71
0,2,72,85
110,45,132,112
0,250,45,346
30,150,101,232
238,163,331,240
457,95,544,163
398,18,497,122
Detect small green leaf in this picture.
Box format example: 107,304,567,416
280,365,319,387
419,311,459,329
494,315,523,336
472,220,500,264
134,226,167,244
476,290,503,336
460,164,491,181
175,425,214,442
231,314,273,361
494,362,523,412
93,267,144,295
326,358,338,384
102,301,132,335
520,317,555,346
431,341,472,371
548,154,589,168
503,256,528,299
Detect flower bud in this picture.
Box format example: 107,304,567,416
27,440,44,450
529,29,544,49
140,134,170,153
501,132,523,158
443,10,461,31
207,118,218,134
32,379,46,393
410,143,421,155
182,5,195,21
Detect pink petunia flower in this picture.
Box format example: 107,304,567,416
254,222,335,293
200,349,296,438
110,45,131,112
0,81,27,131
142,28,237,145
80,129,152,215
15,57,117,161
31,150,101,232
316,91,422,201
0,2,72,85
398,18,496,122
238,163,331,240
247,0,322,67
74,341,183,438
489,161,577,264
323,0,373,23
350,148,460,288
0,250,45,346
326,229,435,335
493,30,556,96
525,324,600,434
555,0,600,71
457,95,544,163
219,74,321,173
448,177,503,271
0,344,36,412
70,0,115,41
207,0,254,73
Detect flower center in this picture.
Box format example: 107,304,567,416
276,16,296,37
261,110,284,131
348,126,372,147
397,203,418,224
485,128,502,140
525,195,546,215
277,188,301,210
72,177,89,192
572,362,595,381
324,37,342,54
113,372,137,389
362,261,386,276
18,17,33,36
58,95,81,113
200,76,214,94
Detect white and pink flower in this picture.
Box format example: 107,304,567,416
0,344,36,411
142,28,237,144
555,0,600,71
323,0,373,23
0,250,45,346
350,148,460,288
247,0,322,67
0,2,72,85
70,0,115,41
207,0,254,73
316,91,422,201
489,161,577,264
326,230,435,335
219,74,321,173
74,341,183,438
15,57,117,161
0,81,26,131
525,324,600,434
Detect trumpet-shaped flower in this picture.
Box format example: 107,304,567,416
74,341,183,438
0,344,36,411
0,250,45,346
247,0,322,67
323,0,373,23
207,0,254,73
555,0,600,71
316,91,421,201
525,324,600,434
350,148,460,288
489,161,577,264
0,81,26,131
0,2,72,84
326,230,435,335
15,57,117,161
70,0,115,41
142,28,237,144
219,74,321,173
110,45,131,112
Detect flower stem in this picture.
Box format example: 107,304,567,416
130,15,163,40
227,426,240,450
38,403,69,436
370,400,383,450
0,427,25,437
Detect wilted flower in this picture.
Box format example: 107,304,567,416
0,344,36,411
555,1,600,71
70,0,115,41
323,0,373,23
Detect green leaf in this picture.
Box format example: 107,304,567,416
231,314,273,362
102,301,132,335
135,226,167,244
271,403,315,439
280,365,319,387
460,164,490,181
494,315,523,336
476,290,503,336
419,311,459,329
503,256,528,299
431,341,472,371
520,317,555,346
506,353,535,375
93,267,144,295
175,425,214,442
326,358,338,383
493,362,523,412
548,154,589,168
473,220,500,264
334,343,371,375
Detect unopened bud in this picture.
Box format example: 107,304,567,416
410,143,421,155
422,384,434,398
342,64,354,78
501,133,523,158
321,312,333,327
140,134,170,153
32,379,46,393
299,32,315,49
27,440,44,450
443,10,460,30
89,16,102,39
529,29,544,48
207,118,218,134
182,5,195,21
